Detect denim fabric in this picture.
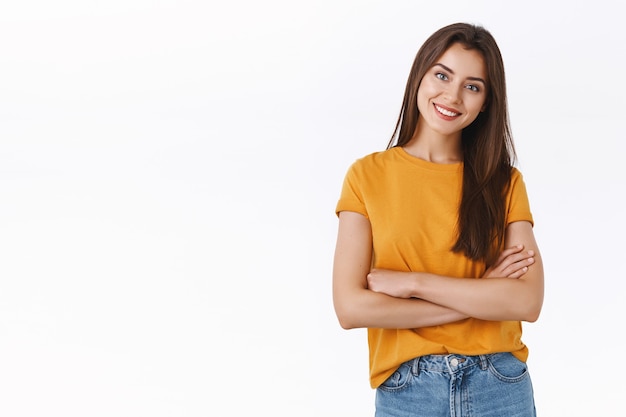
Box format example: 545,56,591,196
375,353,536,417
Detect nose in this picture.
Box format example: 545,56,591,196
444,84,462,104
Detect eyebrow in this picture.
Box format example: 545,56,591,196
434,63,486,85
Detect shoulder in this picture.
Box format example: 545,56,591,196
348,147,402,172
510,166,524,180
340,149,401,192
509,166,528,189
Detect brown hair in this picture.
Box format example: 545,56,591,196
388,23,516,264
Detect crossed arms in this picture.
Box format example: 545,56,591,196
332,211,544,330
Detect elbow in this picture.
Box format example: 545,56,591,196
519,298,543,323
335,310,359,330
334,302,362,330
337,316,358,330
333,287,369,329
522,306,542,323
515,280,544,323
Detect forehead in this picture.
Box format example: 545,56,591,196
435,43,487,80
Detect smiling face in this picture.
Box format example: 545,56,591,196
416,42,488,140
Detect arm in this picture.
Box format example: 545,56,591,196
332,210,470,330
368,221,544,322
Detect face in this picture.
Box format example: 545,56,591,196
416,42,488,139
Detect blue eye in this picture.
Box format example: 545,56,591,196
435,72,448,81
466,84,480,92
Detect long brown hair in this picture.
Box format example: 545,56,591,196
388,23,516,264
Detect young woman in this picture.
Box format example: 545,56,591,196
332,23,543,416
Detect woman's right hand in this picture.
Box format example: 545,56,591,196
482,245,535,279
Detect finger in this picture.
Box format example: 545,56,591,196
495,249,534,272
483,247,531,279
502,256,535,277
507,266,529,279
494,244,524,265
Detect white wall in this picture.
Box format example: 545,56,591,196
0,1,623,415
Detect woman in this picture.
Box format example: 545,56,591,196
332,23,543,416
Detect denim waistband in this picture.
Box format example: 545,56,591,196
406,353,504,375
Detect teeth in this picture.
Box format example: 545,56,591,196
435,105,459,117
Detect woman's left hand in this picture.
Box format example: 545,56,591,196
367,269,418,299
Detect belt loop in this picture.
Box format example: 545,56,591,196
479,355,488,370
412,356,421,377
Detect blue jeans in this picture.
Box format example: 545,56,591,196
375,353,536,417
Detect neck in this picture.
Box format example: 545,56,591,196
402,123,463,164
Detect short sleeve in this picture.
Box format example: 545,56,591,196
506,168,534,226
335,161,369,218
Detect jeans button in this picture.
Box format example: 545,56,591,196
450,358,459,367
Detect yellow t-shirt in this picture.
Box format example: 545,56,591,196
335,146,534,388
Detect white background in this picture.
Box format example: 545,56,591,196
0,1,624,416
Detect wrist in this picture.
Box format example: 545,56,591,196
409,272,424,298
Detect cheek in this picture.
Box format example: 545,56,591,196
467,96,487,115
416,95,431,115
417,80,438,98
416,83,436,110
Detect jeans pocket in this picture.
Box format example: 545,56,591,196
378,361,415,392
486,352,529,383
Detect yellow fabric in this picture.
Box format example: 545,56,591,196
335,147,534,388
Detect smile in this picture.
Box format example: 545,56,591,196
435,104,460,117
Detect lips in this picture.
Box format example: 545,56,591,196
434,104,460,117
